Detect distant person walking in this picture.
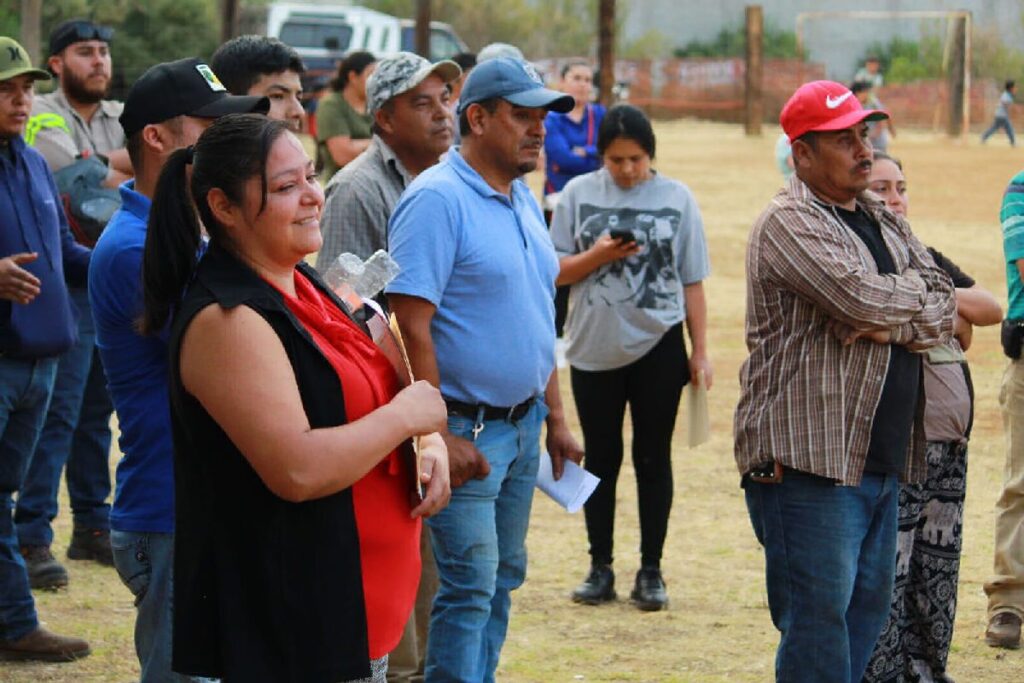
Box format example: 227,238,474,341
853,55,884,89
982,80,1017,147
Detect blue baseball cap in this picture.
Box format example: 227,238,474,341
457,57,573,116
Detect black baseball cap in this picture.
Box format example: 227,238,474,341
49,19,114,56
120,58,269,136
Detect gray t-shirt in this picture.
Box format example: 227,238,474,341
996,90,1014,119
551,168,710,371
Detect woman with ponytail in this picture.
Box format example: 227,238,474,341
142,113,450,683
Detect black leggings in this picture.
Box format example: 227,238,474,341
570,323,688,568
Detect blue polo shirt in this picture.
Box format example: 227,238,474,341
386,148,558,407
89,181,174,533
1002,170,1024,319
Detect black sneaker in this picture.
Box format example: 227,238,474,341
571,564,616,605
20,545,69,590
67,527,114,566
630,566,668,612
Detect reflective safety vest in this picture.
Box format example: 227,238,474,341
24,112,70,147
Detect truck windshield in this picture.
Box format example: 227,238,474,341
280,21,353,51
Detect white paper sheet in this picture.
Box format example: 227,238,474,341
686,370,710,448
536,453,600,514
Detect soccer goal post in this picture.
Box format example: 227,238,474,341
795,10,972,137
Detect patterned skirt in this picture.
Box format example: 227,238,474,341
863,441,967,683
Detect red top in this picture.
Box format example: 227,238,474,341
274,270,420,659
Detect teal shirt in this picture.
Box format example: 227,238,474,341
1001,170,1024,318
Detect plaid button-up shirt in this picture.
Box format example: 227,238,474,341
316,135,414,273
734,175,956,486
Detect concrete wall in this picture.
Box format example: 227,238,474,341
623,0,1024,82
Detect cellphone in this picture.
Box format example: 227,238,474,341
609,229,636,244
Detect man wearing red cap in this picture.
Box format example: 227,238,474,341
734,81,956,682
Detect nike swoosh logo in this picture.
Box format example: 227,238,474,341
826,92,853,109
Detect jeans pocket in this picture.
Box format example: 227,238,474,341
111,533,152,606
447,414,474,439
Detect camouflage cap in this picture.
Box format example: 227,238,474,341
366,52,461,117
0,37,51,83
477,43,524,63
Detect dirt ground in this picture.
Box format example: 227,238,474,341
4,120,1024,682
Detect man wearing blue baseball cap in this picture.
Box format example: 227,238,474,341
387,57,582,681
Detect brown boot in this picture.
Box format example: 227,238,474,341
985,611,1022,649
0,626,91,662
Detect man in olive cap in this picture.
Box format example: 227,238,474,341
16,17,127,593
0,36,91,663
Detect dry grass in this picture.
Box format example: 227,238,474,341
4,120,1024,682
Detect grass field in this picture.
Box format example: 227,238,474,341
4,120,1024,682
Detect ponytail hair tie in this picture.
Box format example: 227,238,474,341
184,145,195,164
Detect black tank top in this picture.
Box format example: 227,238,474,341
167,244,372,682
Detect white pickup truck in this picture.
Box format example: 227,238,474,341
267,2,467,82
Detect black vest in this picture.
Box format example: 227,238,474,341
168,244,371,682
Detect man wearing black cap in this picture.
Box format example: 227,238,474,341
26,18,130,185
0,36,91,663
16,18,128,592
387,57,583,681
88,57,267,682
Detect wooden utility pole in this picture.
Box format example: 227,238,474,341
947,14,967,137
220,0,239,44
745,5,763,136
415,0,431,59
19,0,42,66
598,0,615,106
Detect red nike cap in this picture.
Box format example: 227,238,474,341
781,80,889,142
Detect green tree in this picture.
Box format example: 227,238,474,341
861,35,943,84
1,0,221,95
673,22,800,60
357,0,597,57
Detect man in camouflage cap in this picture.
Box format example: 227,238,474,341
316,51,459,272
314,51,458,681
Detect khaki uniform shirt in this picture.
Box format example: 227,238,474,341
733,175,956,486
26,88,124,172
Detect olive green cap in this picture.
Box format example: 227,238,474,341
0,37,51,83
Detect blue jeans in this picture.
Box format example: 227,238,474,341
424,399,546,683
16,288,113,547
0,356,57,641
111,530,215,683
745,470,899,683
982,116,1017,145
